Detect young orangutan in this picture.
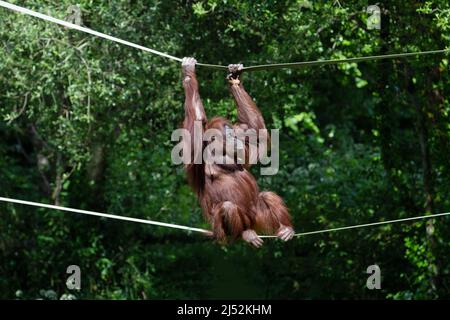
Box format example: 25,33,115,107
181,57,294,247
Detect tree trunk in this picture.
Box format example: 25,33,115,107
411,75,440,296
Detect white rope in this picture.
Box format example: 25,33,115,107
0,1,228,70
0,1,447,72
0,197,209,234
0,1,181,61
260,211,450,238
1,197,449,238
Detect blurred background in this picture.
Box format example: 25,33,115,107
0,0,449,299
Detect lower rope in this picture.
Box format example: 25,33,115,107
1,196,449,238
0,196,209,234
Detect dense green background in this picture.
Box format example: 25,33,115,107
0,0,449,299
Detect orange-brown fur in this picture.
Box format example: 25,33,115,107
181,58,294,246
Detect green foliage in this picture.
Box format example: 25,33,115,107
0,0,449,299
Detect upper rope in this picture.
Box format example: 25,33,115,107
0,1,448,72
